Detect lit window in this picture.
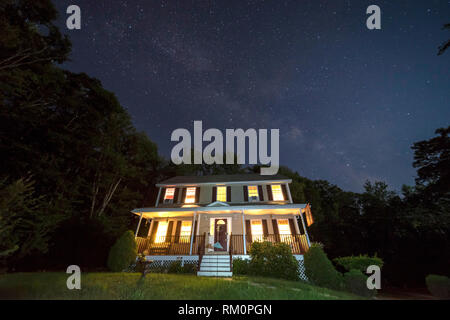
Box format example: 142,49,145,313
180,221,192,237
184,187,196,203
155,221,168,243
277,219,291,235
217,186,227,202
271,185,284,201
164,188,175,203
251,219,264,241
248,186,259,201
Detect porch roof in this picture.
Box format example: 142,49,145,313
131,203,308,219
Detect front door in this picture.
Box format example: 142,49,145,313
214,219,227,251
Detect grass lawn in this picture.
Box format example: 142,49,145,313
0,272,363,300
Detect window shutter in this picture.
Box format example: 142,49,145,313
212,186,217,202
181,187,187,203
258,185,264,201
262,219,269,237
193,220,198,243
226,186,231,202
245,220,252,243
272,219,280,241
159,188,166,204
281,184,288,201
174,221,182,243
243,186,248,202
288,218,297,235
150,221,159,242
173,187,180,203
195,187,201,203
166,221,174,239
266,185,273,201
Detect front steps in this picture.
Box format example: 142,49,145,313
197,254,232,277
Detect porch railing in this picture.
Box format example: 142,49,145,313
136,233,309,256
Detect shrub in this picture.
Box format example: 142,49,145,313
248,241,299,281
233,258,249,275
344,269,376,298
107,231,137,272
425,274,450,299
181,262,197,274
304,243,343,290
168,260,183,273
334,255,384,272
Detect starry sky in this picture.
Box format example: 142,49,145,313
54,0,450,192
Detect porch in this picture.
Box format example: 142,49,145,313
135,233,310,256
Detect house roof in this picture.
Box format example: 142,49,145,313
156,173,291,186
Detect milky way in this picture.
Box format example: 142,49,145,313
54,0,450,192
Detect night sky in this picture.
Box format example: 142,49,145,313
54,1,449,192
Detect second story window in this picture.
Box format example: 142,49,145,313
271,185,284,201
184,187,196,203
164,188,175,204
216,186,227,202
248,186,259,202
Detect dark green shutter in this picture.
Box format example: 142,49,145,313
281,184,288,201
245,220,252,243
166,221,174,240
173,187,180,203
174,221,182,243
262,219,269,237
288,218,297,235
243,186,248,201
226,186,231,202
195,187,201,203
258,185,264,201
212,186,217,202
272,219,280,241
181,187,187,203
159,188,166,204
266,185,273,201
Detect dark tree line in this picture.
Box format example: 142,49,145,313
0,1,448,287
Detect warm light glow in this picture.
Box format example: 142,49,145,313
248,186,259,201
155,221,168,243
164,188,175,203
184,187,196,203
251,219,263,241
217,186,227,202
180,220,192,237
271,185,284,201
277,219,291,235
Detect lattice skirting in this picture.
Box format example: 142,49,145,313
144,256,199,271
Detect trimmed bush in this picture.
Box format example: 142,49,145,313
334,255,384,272
249,241,299,281
304,243,343,290
425,274,450,299
168,260,183,273
344,269,376,298
107,230,137,272
233,258,249,275
181,262,197,274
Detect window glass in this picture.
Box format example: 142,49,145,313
217,186,227,202
180,220,192,237
164,188,175,203
185,187,196,203
271,185,284,201
248,186,259,201
155,221,168,243
251,219,263,241
277,219,291,235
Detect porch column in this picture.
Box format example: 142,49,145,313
299,209,311,247
242,210,247,255
135,212,144,237
189,212,197,255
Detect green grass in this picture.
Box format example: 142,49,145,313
0,272,362,300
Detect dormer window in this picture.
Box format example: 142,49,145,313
163,188,175,204
184,187,196,203
248,186,259,202
216,186,227,202
271,185,284,201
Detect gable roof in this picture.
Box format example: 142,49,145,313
156,173,291,186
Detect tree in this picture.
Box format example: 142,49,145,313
438,23,450,55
